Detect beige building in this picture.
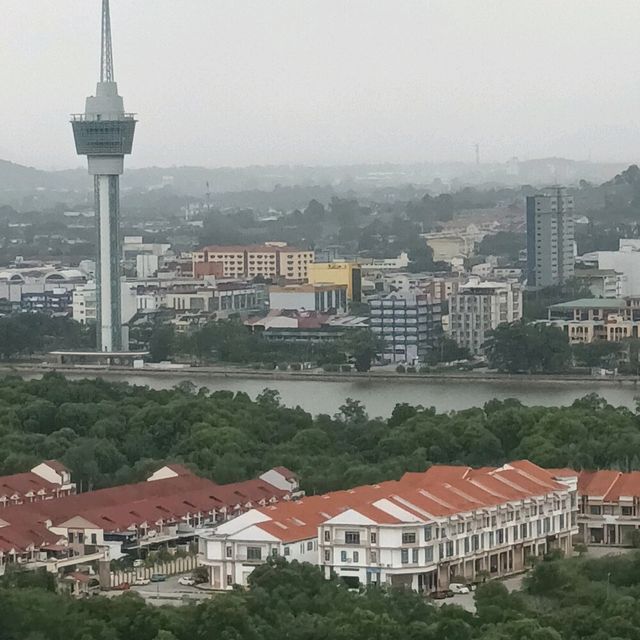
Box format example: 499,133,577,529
546,298,640,344
193,243,314,282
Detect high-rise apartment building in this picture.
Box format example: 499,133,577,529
448,278,522,354
526,187,575,289
369,292,441,364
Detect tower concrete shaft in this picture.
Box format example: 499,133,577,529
71,0,136,352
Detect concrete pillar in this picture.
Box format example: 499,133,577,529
97,559,111,590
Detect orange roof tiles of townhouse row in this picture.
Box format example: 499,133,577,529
0,468,293,554
248,462,570,542
577,469,640,501
0,472,59,497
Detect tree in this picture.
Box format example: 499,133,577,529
485,321,571,373
572,341,622,368
342,329,383,372
149,324,175,362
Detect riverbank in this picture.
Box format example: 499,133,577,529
1,362,639,386
5,362,640,416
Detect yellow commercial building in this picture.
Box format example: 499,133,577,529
307,262,362,302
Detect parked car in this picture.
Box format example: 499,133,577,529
178,576,195,586
112,582,130,591
132,559,144,568
449,583,470,594
431,590,448,600
132,577,150,586
150,574,167,582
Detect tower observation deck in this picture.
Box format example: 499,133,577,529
71,0,136,352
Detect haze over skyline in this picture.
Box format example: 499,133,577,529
3,0,640,170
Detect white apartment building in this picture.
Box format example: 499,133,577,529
72,282,137,326
198,461,577,592
448,278,523,354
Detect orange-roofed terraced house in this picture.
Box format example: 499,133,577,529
198,460,578,592
0,463,298,577
577,469,640,545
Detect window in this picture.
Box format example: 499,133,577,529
78,533,84,544
226,546,233,558
340,550,348,562
324,530,331,542
370,532,377,544
226,575,233,586
491,516,497,527
622,506,633,516
353,551,359,563
446,542,454,558
401,549,409,564
472,534,479,551
412,548,418,563
272,548,278,556
497,529,504,545
457,523,465,534
307,541,314,551
521,523,527,539
90,533,97,545
402,532,416,544
371,550,377,563
324,550,331,562
247,546,262,561
284,546,290,557
425,546,433,562
513,526,518,541
345,531,360,545
489,532,495,548
424,525,432,541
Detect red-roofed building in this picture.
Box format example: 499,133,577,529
577,469,640,545
0,465,296,576
199,461,578,592
0,461,75,508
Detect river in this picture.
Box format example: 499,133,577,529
42,370,640,417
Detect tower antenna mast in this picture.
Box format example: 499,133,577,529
101,0,114,82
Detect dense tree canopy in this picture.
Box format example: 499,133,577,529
2,376,640,495
485,322,572,374
4,551,640,640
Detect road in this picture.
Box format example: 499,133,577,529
128,575,213,606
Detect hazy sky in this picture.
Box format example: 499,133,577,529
3,0,640,169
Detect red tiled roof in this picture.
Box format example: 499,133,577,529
163,464,194,477
0,472,290,553
272,467,297,480
0,472,58,497
43,460,70,474
249,460,566,543
578,470,640,502
578,470,622,498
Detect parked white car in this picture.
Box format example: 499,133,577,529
449,583,470,594
132,577,150,586
178,576,196,586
